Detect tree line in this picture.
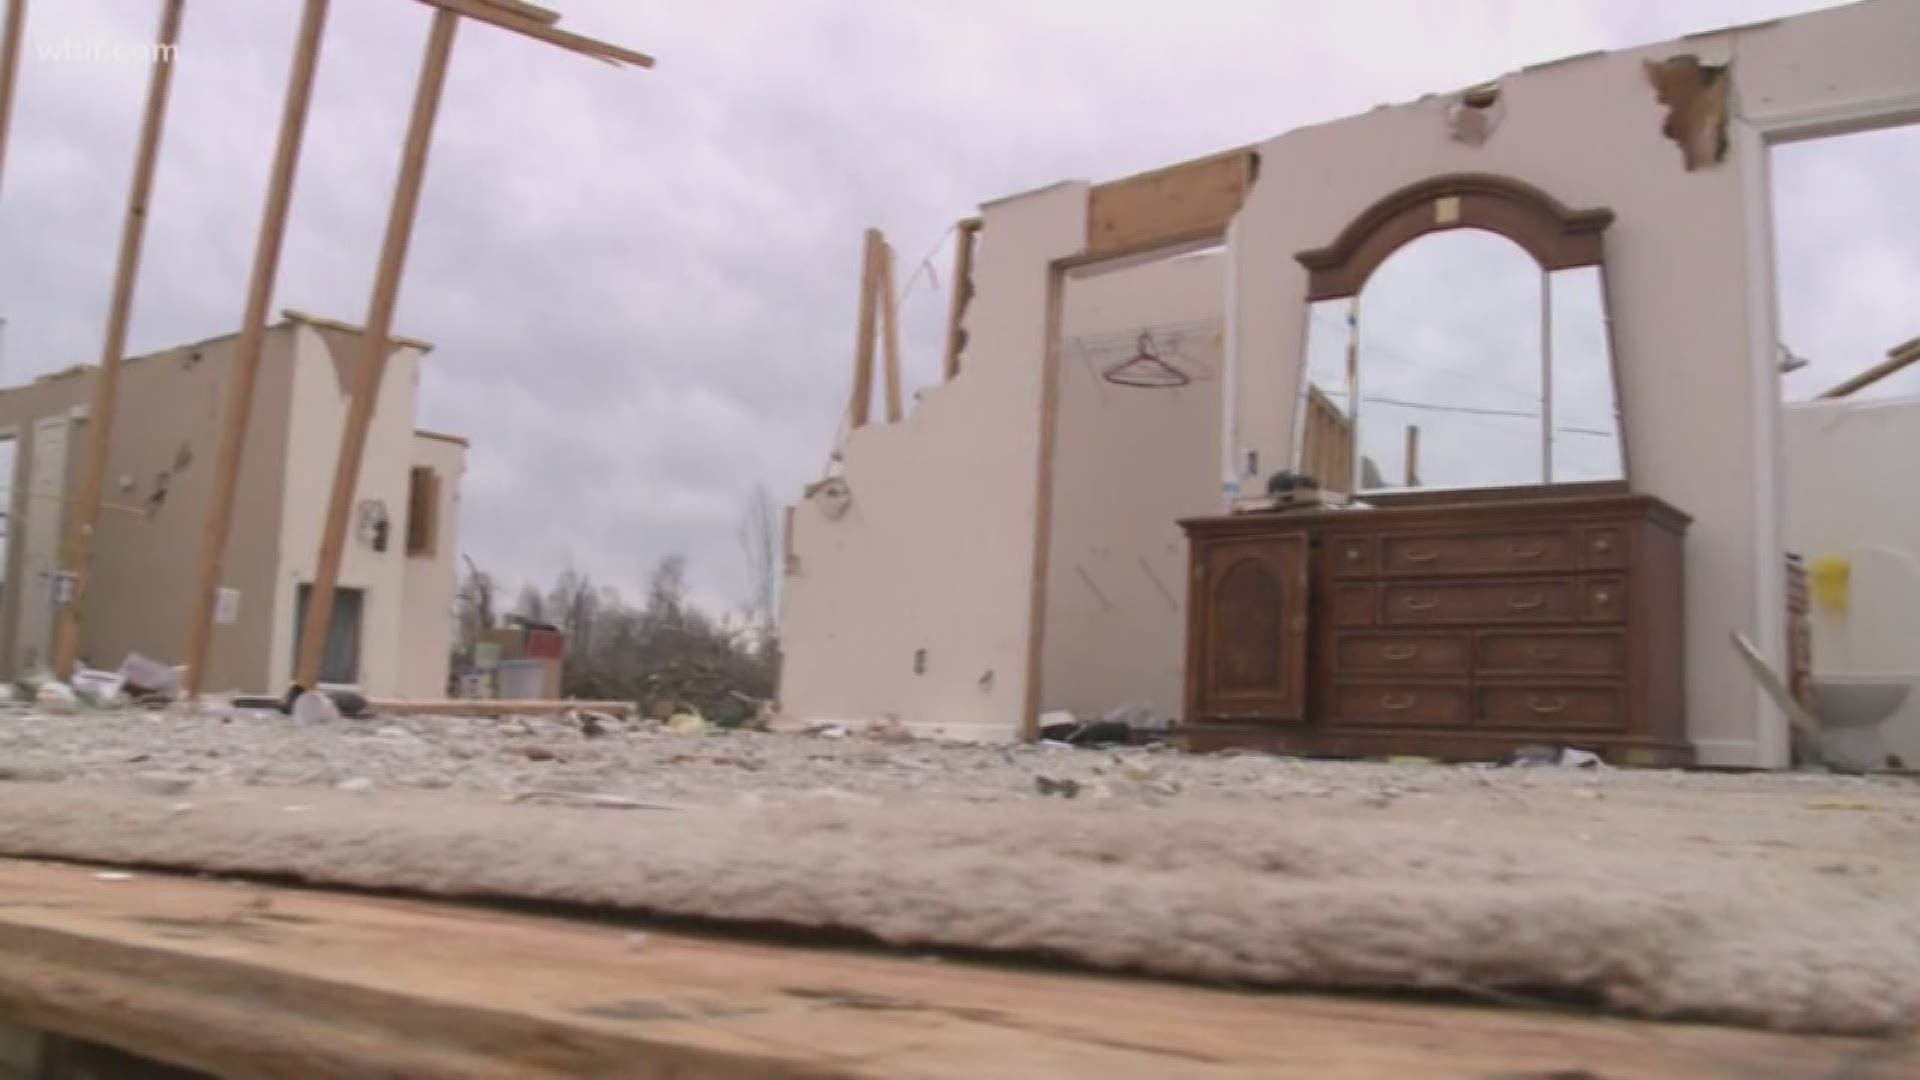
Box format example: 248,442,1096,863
451,486,781,726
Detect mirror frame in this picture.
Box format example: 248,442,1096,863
1292,173,1631,499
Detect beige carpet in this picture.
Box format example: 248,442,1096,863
0,774,1916,1037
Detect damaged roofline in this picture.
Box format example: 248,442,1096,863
280,309,436,354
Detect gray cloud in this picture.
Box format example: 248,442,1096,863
1,0,1901,617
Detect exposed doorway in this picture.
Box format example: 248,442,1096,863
1768,120,1920,768
293,584,366,686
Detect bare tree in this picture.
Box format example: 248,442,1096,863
737,484,780,637
513,584,547,625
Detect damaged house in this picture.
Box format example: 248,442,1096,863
0,311,465,698
780,0,1920,768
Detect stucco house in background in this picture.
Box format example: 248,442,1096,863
0,311,464,699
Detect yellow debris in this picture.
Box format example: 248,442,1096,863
1809,555,1851,615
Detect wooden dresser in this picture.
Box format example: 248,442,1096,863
1179,493,1692,766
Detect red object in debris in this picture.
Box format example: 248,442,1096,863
524,629,564,659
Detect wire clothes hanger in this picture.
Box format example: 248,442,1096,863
1102,331,1191,388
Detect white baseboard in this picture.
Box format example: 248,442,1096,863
1691,739,1767,769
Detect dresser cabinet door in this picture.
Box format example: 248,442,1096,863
1193,535,1309,722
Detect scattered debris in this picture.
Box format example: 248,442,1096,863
1034,776,1081,799
336,778,375,793
118,652,183,702
92,871,136,883
71,668,127,706
132,772,195,798
1806,799,1883,811
517,746,558,762
291,689,342,724
35,681,78,715
666,711,708,735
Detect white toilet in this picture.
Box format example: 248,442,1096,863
1807,546,1920,770
1811,674,1911,772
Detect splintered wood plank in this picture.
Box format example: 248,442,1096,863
0,860,1903,1079
1085,148,1255,259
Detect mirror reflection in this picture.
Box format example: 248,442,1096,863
1292,228,1624,495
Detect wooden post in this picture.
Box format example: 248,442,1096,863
0,0,25,195
846,228,880,429
294,8,457,689
1404,424,1420,488
182,0,330,698
1019,266,1066,744
1817,335,1920,401
51,0,185,678
941,219,978,381
879,239,902,423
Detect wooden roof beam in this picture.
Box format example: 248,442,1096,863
407,0,654,68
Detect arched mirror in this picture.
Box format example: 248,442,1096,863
1292,175,1626,497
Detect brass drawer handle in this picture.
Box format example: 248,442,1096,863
1527,645,1565,662
1381,645,1418,661
1507,594,1545,611
1403,596,1440,611
1592,589,1613,605
1344,547,1363,562
1381,693,1416,711
1527,695,1568,715
1593,536,1613,553
1507,543,1545,559
1403,549,1440,563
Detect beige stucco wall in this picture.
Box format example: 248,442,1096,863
1782,396,1920,764
0,328,297,689
265,324,429,697
780,0,1920,760
1231,0,1920,767
1038,251,1224,723
0,317,460,698
780,182,1089,740
398,432,466,700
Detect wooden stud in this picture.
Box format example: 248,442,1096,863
408,0,652,68
183,0,331,699
941,219,978,381
879,239,903,423
1405,424,1420,488
0,0,24,195
295,9,458,689
1019,266,1066,743
846,228,880,430
51,0,185,678
1817,334,1920,401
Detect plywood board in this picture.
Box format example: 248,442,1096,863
0,859,1901,1079
1085,149,1256,259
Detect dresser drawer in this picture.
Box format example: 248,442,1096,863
1477,631,1626,675
1383,580,1576,624
1479,685,1623,731
1337,632,1470,674
1381,531,1573,575
1331,684,1469,726
1331,536,1375,577
1583,577,1626,623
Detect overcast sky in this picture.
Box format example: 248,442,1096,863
1,0,1911,615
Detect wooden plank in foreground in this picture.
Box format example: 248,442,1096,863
0,860,1906,1079
369,698,637,717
